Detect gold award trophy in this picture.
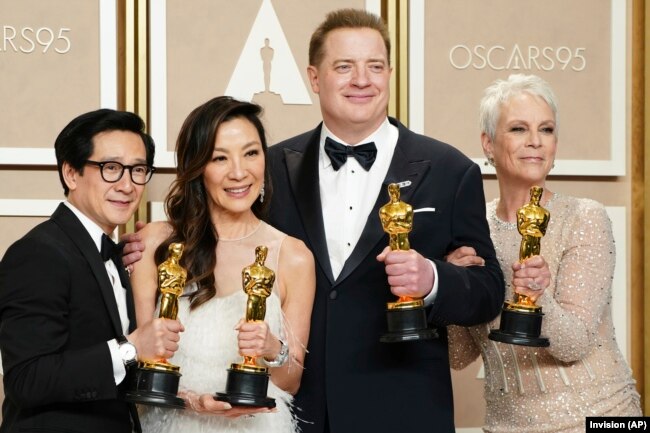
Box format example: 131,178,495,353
489,186,550,347
214,245,276,408
125,242,186,408
379,183,438,343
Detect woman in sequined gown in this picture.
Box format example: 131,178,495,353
447,74,641,433
130,96,315,433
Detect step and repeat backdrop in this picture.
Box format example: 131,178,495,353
0,1,632,431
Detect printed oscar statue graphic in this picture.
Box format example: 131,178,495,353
379,183,438,343
125,242,186,408
489,186,550,347
214,245,277,408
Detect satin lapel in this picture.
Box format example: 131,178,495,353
116,263,137,333
284,131,335,284
336,127,431,285
52,204,123,336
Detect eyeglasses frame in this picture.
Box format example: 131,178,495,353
84,160,156,185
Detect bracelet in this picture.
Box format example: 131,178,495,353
262,339,289,367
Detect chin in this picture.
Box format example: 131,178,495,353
108,209,136,226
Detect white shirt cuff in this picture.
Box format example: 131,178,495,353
423,259,439,306
108,339,127,385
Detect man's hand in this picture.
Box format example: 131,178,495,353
120,221,146,272
127,317,184,361
377,246,434,299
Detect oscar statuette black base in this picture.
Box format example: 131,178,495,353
125,363,185,409
380,303,438,343
488,304,549,347
215,366,276,408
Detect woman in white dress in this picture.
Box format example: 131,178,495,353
130,96,316,432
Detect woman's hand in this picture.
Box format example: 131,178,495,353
445,246,485,267
235,319,281,361
179,390,274,418
511,255,551,303
120,220,147,273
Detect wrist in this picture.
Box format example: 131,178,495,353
262,339,289,367
116,335,138,368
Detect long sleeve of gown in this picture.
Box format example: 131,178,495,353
448,325,481,370
536,201,615,362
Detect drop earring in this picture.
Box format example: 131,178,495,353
259,184,265,203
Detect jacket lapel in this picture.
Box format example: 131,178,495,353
336,120,431,285
284,126,336,284
52,203,123,336
116,263,137,333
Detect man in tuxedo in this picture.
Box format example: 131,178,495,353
267,9,504,433
0,109,183,433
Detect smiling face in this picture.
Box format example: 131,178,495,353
482,92,557,187
307,27,392,144
203,117,265,220
64,130,147,234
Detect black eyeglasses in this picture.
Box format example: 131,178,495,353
85,160,155,185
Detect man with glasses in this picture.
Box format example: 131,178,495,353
0,109,183,433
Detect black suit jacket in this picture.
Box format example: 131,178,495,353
0,203,137,433
268,118,504,433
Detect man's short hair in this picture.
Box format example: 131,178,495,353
309,8,391,67
54,109,155,196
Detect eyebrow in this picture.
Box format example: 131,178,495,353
213,141,262,152
98,156,148,164
333,57,386,64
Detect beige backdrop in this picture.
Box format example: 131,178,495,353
423,0,613,163
0,1,637,431
0,0,102,155
151,0,363,168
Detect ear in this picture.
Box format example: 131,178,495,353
62,161,79,192
480,132,494,159
307,65,319,94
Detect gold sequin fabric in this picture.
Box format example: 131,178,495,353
449,194,641,433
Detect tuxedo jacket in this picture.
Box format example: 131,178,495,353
267,118,505,433
0,203,137,433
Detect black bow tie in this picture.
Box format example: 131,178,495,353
100,233,122,262
324,137,377,171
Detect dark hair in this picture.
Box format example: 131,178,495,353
54,109,155,196
157,96,272,310
309,8,391,67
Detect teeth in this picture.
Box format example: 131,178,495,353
227,186,248,193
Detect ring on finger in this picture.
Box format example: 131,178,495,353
528,279,541,291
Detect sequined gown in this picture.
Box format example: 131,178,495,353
449,194,641,433
140,221,298,433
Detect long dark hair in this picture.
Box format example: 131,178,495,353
155,96,272,310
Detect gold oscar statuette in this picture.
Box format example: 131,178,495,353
215,245,277,408
125,242,186,408
489,186,550,347
379,183,437,343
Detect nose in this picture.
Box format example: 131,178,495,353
115,169,135,192
351,66,370,87
228,157,246,180
528,130,542,148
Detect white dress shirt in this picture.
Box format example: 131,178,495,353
63,201,129,384
318,118,438,302
319,118,397,278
